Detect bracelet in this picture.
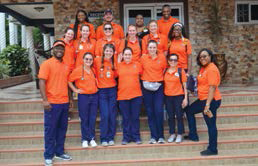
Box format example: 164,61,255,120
205,104,210,106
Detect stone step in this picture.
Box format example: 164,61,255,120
1,139,258,162
1,114,258,133
1,103,258,121
1,93,258,112
0,126,258,147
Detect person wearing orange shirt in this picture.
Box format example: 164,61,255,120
96,9,124,40
185,48,222,156
95,23,123,60
74,24,96,67
38,40,72,166
69,10,96,39
164,54,188,143
142,20,168,56
68,52,98,148
157,4,180,37
141,40,167,144
168,22,192,74
94,43,117,146
61,27,76,72
117,47,143,145
135,14,149,39
119,25,142,62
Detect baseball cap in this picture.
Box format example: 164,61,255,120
53,41,65,48
104,8,113,15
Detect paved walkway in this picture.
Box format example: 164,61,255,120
0,81,258,102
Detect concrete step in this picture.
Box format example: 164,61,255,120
1,126,258,146
1,139,258,163
1,114,258,133
1,103,258,121
1,93,258,112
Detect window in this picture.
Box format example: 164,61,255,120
124,3,184,32
235,1,258,24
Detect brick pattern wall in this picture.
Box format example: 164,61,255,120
188,0,258,84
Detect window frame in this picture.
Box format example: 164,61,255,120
235,1,258,24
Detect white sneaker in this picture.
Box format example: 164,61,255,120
82,140,88,148
108,140,115,146
168,134,176,143
175,135,183,143
45,159,53,166
90,140,98,147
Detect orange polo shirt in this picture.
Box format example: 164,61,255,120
142,33,168,54
157,16,180,37
69,22,96,39
93,56,117,88
169,38,192,69
60,38,76,72
38,57,70,104
96,22,124,40
74,38,96,67
117,61,142,100
140,53,167,82
197,63,221,100
68,65,98,94
95,37,123,60
164,67,187,96
120,38,142,62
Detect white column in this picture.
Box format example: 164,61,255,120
9,16,15,45
50,36,55,48
43,33,50,50
21,25,26,48
0,13,6,52
26,26,36,79
14,23,18,44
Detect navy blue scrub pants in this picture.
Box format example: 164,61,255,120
165,95,185,135
186,99,221,152
99,87,117,142
142,84,164,140
78,93,98,142
44,103,69,159
119,96,142,142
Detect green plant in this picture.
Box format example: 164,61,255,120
0,59,10,79
0,45,31,77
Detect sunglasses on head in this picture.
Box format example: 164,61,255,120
168,58,178,62
104,27,112,31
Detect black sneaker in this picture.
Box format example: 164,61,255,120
55,153,72,161
200,149,218,156
184,135,199,142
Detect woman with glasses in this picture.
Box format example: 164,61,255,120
117,47,143,145
168,22,192,74
164,54,188,143
141,40,167,144
68,52,98,148
74,24,96,67
142,20,168,56
94,43,118,146
95,23,123,60
185,48,221,156
70,9,96,39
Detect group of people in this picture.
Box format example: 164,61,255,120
38,4,222,166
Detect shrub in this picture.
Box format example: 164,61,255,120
0,45,31,77
0,59,10,79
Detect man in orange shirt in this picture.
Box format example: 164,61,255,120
157,4,180,37
38,40,73,166
96,9,124,40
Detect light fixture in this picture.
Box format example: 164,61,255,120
34,7,45,12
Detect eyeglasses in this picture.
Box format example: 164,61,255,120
104,27,112,31
84,58,93,61
168,59,178,62
199,55,208,59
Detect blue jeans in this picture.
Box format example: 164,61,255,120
165,95,185,135
142,83,164,140
119,96,142,142
186,99,221,152
99,87,117,142
78,93,98,141
44,103,69,159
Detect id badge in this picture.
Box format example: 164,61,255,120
79,44,83,50
175,72,179,77
106,71,111,78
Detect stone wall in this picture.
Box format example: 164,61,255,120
188,0,258,84
1,0,51,3
53,0,120,38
